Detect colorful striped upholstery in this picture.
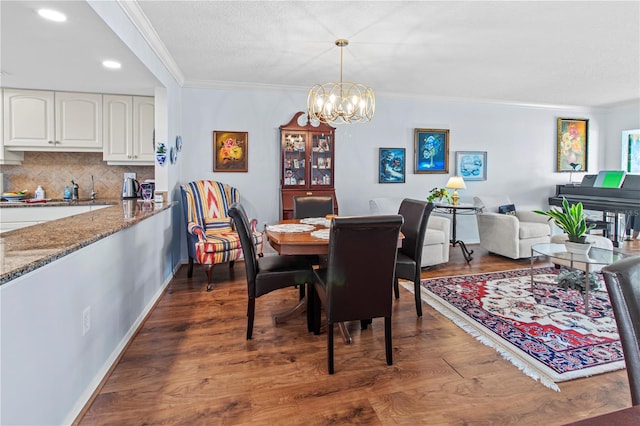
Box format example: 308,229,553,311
180,180,263,289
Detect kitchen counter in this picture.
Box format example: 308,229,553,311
0,198,120,208
0,200,176,285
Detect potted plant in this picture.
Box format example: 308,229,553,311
534,198,595,254
427,187,451,204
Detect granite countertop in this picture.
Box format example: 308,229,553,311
0,200,176,285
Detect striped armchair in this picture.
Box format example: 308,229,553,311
180,180,264,290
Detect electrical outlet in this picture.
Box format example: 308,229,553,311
82,306,91,335
124,172,136,180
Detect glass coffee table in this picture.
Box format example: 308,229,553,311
530,243,628,313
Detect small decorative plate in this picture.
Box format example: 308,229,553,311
176,135,183,152
170,146,177,164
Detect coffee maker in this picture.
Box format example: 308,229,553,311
140,181,155,201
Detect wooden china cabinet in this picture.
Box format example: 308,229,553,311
279,111,338,219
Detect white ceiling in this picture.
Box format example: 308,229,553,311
2,1,639,108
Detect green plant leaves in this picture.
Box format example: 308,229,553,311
534,198,595,239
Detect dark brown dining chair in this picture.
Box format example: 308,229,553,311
293,195,334,219
394,199,435,317
310,215,403,374
228,203,314,340
601,257,640,406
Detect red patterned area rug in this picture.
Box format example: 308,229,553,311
402,267,625,391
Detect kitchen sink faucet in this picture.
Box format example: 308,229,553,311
90,176,97,201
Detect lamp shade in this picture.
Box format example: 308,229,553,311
445,176,466,190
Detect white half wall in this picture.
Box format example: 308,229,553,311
0,208,175,425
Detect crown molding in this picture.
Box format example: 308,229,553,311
116,0,185,86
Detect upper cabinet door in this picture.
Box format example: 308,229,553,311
103,95,133,162
3,89,55,148
55,92,102,150
133,96,155,161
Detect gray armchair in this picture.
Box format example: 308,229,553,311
473,195,551,259
369,197,450,267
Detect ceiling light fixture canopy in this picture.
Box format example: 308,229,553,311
307,39,375,125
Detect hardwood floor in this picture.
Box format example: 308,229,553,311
78,240,640,425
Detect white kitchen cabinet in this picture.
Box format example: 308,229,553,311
0,204,110,233
3,89,102,151
0,89,24,165
103,95,154,165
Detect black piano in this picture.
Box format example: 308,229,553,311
549,173,640,247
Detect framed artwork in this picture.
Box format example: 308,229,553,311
414,128,449,174
213,131,248,172
621,129,640,173
379,148,406,183
557,118,588,172
455,151,487,181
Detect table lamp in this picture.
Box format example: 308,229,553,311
445,176,466,205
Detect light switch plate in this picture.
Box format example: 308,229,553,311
124,172,136,180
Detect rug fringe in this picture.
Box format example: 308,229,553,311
401,281,562,392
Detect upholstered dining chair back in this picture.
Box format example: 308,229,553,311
602,257,640,406
229,203,313,339
394,199,435,317
293,195,334,218
311,215,403,373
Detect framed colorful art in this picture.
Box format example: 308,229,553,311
557,118,588,172
621,129,640,173
213,131,248,172
414,128,449,174
379,148,406,183
455,151,487,181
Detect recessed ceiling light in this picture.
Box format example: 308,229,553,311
38,9,67,22
102,60,122,70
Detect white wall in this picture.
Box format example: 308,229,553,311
604,101,640,169
181,87,627,245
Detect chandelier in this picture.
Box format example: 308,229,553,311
307,39,375,125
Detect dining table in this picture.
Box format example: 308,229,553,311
264,217,403,344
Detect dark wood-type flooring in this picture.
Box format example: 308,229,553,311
78,240,640,425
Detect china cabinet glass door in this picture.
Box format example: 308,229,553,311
310,133,332,187
282,133,307,187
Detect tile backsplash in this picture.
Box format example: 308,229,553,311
0,152,154,200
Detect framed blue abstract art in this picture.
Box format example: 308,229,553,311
456,151,487,181
414,128,449,174
379,148,405,183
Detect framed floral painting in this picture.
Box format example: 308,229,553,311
213,131,248,172
379,148,405,183
557,118,588,172
414,128,449,174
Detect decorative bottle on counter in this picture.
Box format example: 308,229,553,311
71,181,79,200
35,185,45,200
64,185,71,200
